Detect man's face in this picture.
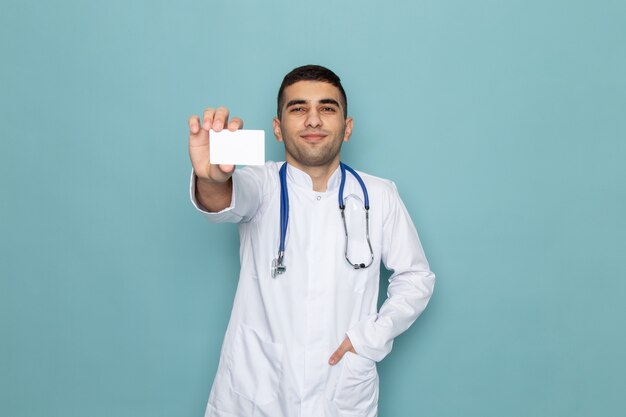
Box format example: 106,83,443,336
273,81,353,170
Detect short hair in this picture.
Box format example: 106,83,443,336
277,65,348,119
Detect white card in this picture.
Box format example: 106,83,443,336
209,129,265,166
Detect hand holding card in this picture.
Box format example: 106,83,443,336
209,129,265,166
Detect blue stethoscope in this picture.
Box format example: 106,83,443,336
271,162,375,278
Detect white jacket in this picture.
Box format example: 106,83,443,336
191,161,435,417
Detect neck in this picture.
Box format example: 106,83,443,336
286,158,340,192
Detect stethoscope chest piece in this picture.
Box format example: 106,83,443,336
271,252,286,278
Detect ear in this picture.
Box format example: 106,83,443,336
273,117,283,142
343,117,354,142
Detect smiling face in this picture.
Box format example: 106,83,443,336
273,81,353,171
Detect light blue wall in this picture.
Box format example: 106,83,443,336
1,1,625,416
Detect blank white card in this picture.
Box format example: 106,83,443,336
209,129,265,165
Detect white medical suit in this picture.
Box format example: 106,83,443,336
191,161,435,417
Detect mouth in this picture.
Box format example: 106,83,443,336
300,132,328,142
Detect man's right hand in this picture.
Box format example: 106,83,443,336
188,107,244,212
188,106,244,183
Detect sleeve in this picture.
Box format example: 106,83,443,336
346,182,435,362
189,165,265,224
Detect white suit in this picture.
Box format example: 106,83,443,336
191,161,435,417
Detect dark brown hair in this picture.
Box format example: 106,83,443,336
277,65,347,119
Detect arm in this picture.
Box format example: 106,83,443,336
195,176,233,213
346,183,435,362
188,107,242,212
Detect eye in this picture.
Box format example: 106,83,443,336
290,106,306,113
321,106,336,113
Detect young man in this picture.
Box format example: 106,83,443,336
188,65,435,417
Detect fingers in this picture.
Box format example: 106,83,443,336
200,107,244,132
203,106,231,131
202,107,216,131
228,117,244,131
188,115,201,135
198,107,244,132
188,106,242,182
188,114,209,153
328,337,356,365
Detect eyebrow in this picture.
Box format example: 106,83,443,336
285,99,307,108
285,98,342,109
319,98,341,108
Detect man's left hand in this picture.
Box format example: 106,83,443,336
328,336,356,365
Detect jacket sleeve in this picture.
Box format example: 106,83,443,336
347,182,435,362
189,165,266,224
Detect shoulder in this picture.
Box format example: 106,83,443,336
234,161,281,187
351,169,406,220
353,169,399,197
236,160,280,176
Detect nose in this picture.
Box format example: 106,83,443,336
305,109,322,128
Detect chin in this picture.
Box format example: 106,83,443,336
299,154,338,167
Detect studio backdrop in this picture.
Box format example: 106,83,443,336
1,1,625,416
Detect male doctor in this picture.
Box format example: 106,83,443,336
188,65,435,417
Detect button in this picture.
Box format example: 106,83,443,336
316,196,322,201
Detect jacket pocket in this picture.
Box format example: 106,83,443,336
229,324,283,406
332,351,379,415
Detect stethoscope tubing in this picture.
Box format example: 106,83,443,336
338,162,369,209
278,163,289,256
274,161,372,275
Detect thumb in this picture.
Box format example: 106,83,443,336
207,163,236,183
328,337,355,366
218,164,235,174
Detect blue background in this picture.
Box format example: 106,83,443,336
1,0,625,416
